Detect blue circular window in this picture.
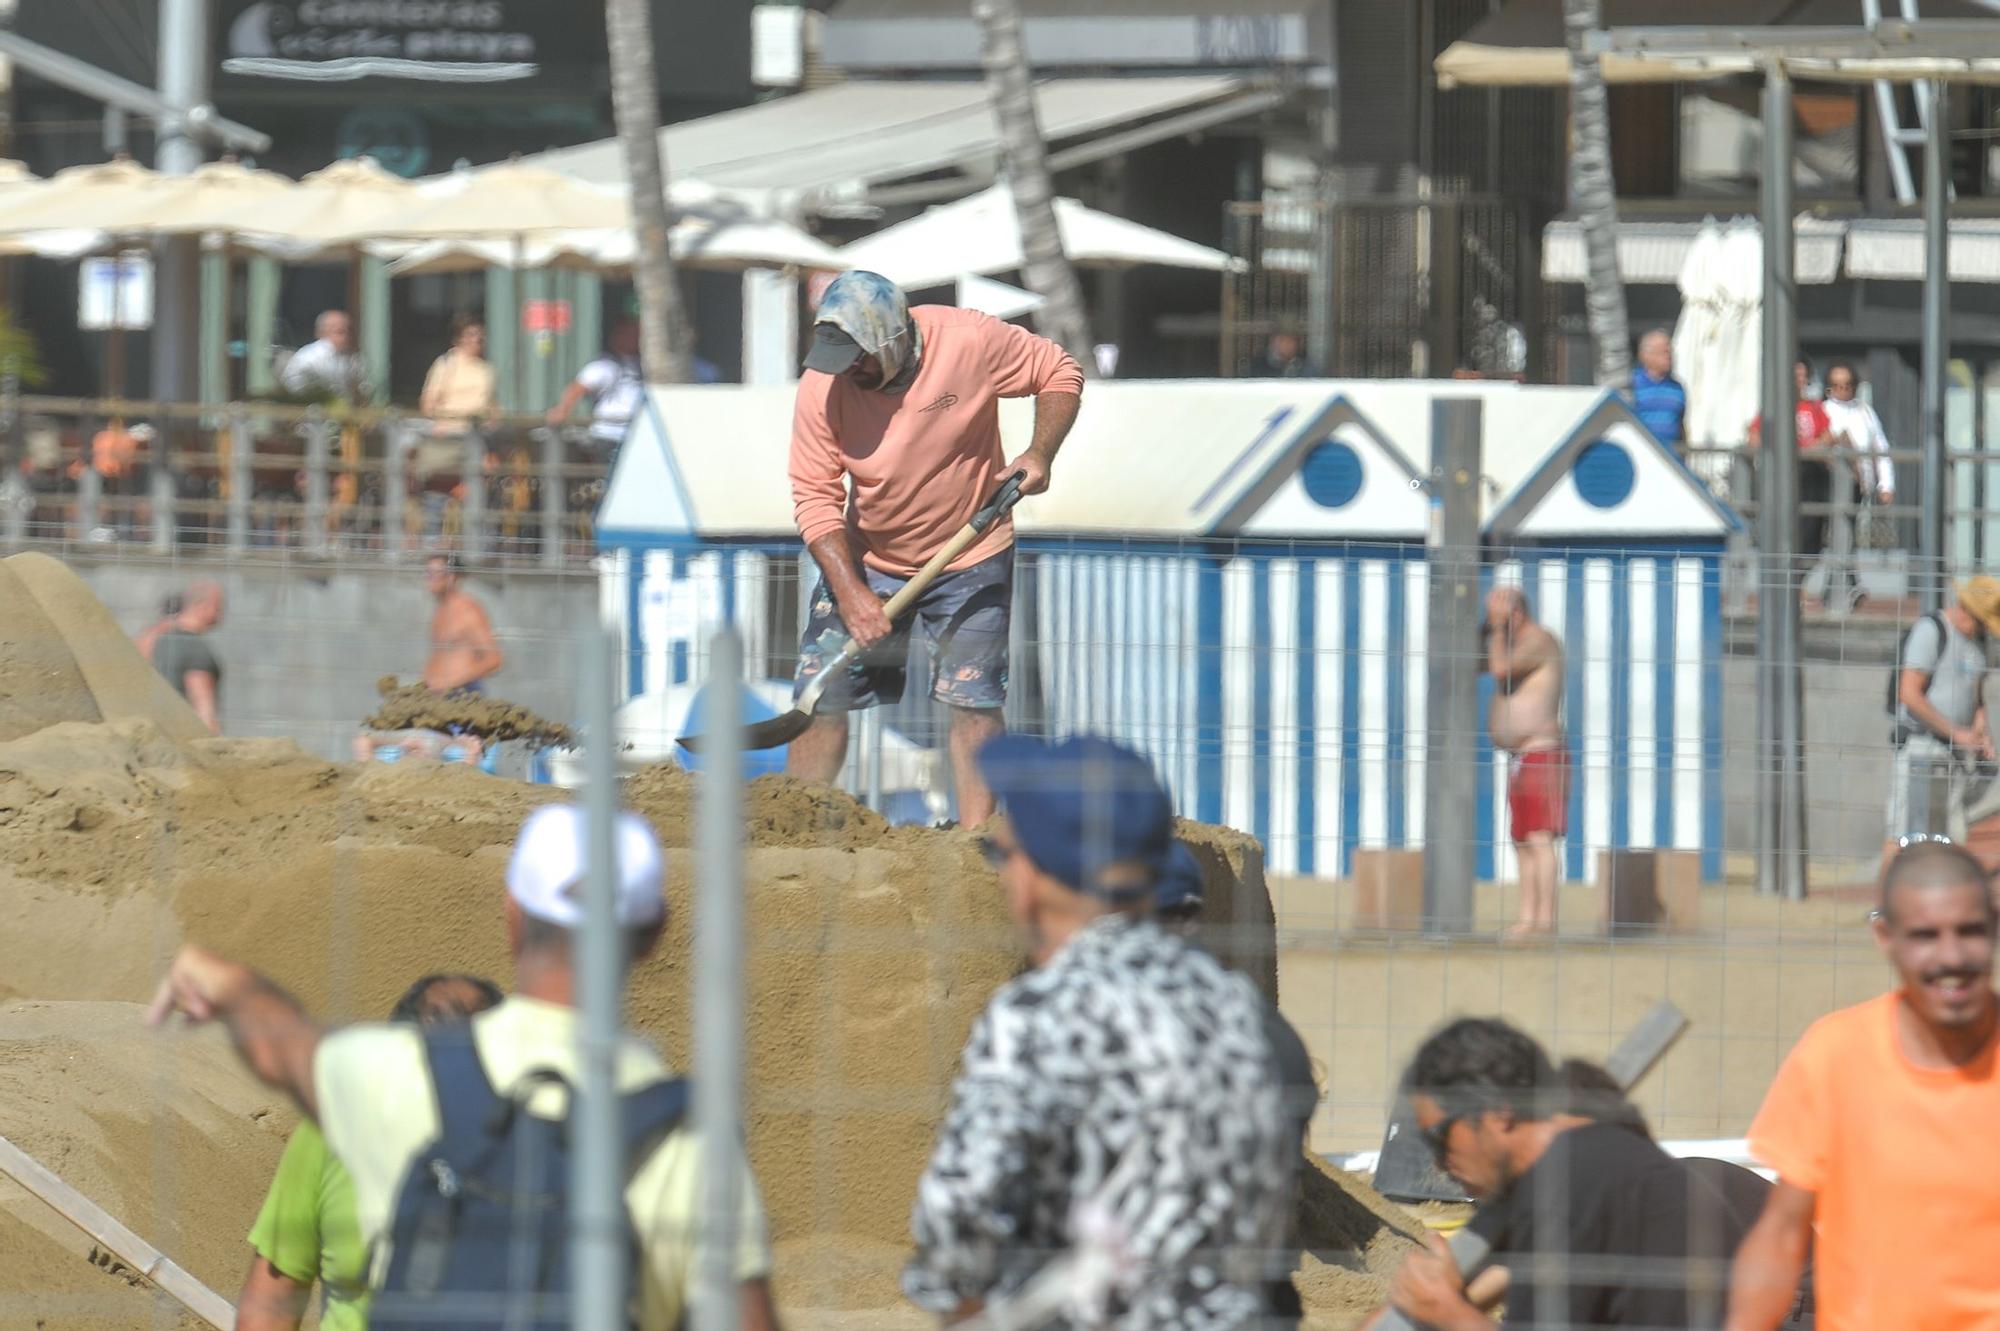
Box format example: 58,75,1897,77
1572,441,1636,509
1299,441,1365,508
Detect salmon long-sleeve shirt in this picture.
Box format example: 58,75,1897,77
789,306,1084,576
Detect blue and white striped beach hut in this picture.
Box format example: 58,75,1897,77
596,379,1735,883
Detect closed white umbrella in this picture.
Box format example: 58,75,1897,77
1711,220,1765,448
839,182,1241,290
1670,219,1725,453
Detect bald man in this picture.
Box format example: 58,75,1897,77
1482,587,1567,938
1727,841,2000,1330
1630,329,1687,447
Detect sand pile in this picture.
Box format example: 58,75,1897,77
0,553,208,744
0,557,1411,1324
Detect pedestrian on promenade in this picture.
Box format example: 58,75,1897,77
1483,586,1567,939
1883,576,2000,867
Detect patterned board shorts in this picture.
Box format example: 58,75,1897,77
794,549,1012,713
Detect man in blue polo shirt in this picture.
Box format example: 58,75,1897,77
1629,329,1687,446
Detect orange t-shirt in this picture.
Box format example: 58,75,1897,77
1748,991,2000,1330
788,305,1084,577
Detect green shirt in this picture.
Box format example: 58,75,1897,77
246,1121,370,1331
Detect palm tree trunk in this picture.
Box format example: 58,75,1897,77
1563,0,1630,387
971,0,1094,370
606,0,693,383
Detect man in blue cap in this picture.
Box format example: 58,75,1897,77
905,735,1299,1329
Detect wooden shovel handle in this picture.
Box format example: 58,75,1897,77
879,472,1025,624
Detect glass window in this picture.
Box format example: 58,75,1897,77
1677,84,1860,198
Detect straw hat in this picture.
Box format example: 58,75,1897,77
1957,575,2000,636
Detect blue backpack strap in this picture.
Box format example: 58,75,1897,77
418,1027,506,1158
620,1077,690,1164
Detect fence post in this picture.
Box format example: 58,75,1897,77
383,419,410,560
692,628,745,1331
302,415,332,556
574,625,628,1331
76,463,102,540
461,428,487,563
1422,397,1482,934
149,440,176,555
541,427,566,568
227,413,252,553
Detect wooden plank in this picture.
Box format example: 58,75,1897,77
0,1132,236,1330
1604,999,1690,1090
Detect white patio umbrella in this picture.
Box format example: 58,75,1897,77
956,272,1044,320
838,183,1241,290
376,212,841,276
1709,220,1766,447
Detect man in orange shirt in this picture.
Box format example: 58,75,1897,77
787,270,1084,824
1727,840,2000,1331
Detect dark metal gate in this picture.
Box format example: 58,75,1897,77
1222,195,1543,381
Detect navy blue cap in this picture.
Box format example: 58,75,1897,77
977,735,1175,899
1155,841,1205,914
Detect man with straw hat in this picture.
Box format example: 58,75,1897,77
1884,575,2000,868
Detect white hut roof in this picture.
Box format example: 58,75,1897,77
597,381,1737,545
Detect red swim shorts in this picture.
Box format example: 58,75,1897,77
1508,749,1570,842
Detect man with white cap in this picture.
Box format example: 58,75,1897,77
148,804,781,1331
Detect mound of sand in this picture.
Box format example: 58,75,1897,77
0,559,1412,1325
0,1001,294,1330
0,553,208,744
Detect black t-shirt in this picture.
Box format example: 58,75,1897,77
1462,1123,1746,1329
153,629,221,700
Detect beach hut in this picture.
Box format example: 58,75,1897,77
595,379,1735,882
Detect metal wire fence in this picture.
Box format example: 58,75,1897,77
0,520,1948,1328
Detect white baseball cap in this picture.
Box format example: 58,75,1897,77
506,804,666,929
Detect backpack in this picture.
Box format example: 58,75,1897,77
1887,611,1947,716
368,1029,689,1330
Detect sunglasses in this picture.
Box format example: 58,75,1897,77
1421,1112,1464,1167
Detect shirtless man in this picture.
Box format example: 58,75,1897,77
1482,586,1567,938
352,556,504,765
422,554,503,695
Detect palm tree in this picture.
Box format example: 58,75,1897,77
1563,0,1630,387
606,0,694,383
971,0,1094,370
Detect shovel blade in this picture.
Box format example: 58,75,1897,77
676,706,816,755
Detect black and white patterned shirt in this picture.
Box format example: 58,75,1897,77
905,914,1298,1329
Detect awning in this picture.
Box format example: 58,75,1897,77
521,76,1278,218
1541,217,1846,285
1844,218,2000,281
1435,0,2000,87
818,0,1327,72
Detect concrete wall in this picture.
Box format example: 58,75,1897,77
1720,620,1904,871
73,555,597,762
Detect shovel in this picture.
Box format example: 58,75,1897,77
678,471,1026,753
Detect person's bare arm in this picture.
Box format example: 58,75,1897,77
1004,391,1081,496
182,670,221,735
739,1276,784,1331
146,944,323,1119
545,378,590,427
235,1257,311,1331
807,533,892,649
1724,1181,1814,1331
